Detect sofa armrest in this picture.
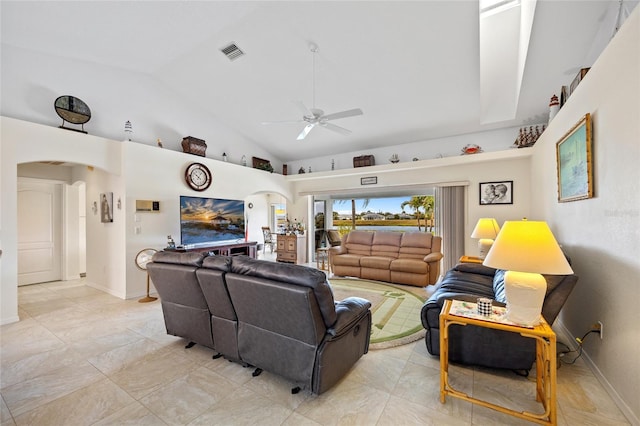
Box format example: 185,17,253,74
329,245,347,255
424,252,443,263
328,297,371,337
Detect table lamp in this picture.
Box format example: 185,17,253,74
471,218,500,259
482,220,573,326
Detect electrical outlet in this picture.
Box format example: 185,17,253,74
597,321,603,340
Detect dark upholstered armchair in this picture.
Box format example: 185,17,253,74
327,230,342,247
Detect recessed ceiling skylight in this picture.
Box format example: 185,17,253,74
479,0,536,124
480,0,520,15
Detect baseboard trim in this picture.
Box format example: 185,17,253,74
1,315,21,325
555,321,639,426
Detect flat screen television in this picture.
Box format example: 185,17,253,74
180,196,245,247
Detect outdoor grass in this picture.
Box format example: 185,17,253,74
333,219,433,227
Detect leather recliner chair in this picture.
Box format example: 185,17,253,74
147,251,214,349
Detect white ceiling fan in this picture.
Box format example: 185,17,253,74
262,43,363,141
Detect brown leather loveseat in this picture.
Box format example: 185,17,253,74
329,230,443,287
147,252,371,395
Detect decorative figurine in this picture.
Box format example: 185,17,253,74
124,120,132,141
461,144,483,155
549,94,560,122
167,235,176,249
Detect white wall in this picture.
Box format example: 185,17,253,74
286,124,532,174
121,141,294,299
291,150,532,258
1,117,123,323
0,44,280,171
76,165,127,298
1,117,296,320
529,8,640,423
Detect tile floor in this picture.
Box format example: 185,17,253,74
1,256,631,425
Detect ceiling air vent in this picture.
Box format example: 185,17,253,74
220,43,244,61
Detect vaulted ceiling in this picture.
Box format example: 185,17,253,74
1,1,633,163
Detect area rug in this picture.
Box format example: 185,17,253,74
329,278,426,350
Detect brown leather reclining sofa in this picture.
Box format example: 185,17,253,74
329,230,443,287
146,252,371,395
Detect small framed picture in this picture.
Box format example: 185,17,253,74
361,176,377,185
100,192,114,223
479,181,513,205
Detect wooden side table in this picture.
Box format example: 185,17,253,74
458,255,484,264
439,299,557,425
316,247,329,271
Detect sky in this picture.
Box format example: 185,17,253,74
332,196,417,215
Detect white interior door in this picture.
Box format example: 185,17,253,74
18,180,62,285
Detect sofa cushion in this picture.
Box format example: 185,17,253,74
370,232,401,258
453,262,496,276
492,269,507,303
343,231,374,256
202,255,232,271
332,253,363,267
152,250,207,267
390,258,428,274
433,269,495,298
361,256,394,269
230,256,337,328
398,232,433,259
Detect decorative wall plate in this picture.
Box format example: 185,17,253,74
54,95,91,133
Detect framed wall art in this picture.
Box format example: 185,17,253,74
479,181,513,205
556,113,593,202
100,192,114,223
360,176,377,185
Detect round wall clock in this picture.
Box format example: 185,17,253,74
185,162,212,191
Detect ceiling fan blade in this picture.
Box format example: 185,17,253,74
321,122,352,136
297,123,316,140
322,108,363,121
294,101,314,118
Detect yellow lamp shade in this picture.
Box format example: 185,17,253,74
471,218,500,259
483,220,573,275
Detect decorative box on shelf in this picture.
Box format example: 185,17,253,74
353,155,375,168
252,156,273,172
181,136,207,157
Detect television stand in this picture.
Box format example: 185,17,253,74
171,241,257,258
